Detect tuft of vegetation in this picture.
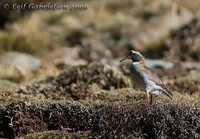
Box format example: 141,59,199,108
17,63,130,101
0,102,200,138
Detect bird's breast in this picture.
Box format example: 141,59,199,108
130,63,146,90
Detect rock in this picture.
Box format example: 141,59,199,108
100,58,121,67
47,47,87,67
0,52,41,81
145,59,174,69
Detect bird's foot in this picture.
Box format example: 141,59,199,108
144,104,151,111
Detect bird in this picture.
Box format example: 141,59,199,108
120,50,173,107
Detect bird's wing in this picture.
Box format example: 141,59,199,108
139,65,173,98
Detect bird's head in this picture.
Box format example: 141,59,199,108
120,50,145,64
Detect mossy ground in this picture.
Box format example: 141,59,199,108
0,63,199,138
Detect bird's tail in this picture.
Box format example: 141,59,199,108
162,86,173,99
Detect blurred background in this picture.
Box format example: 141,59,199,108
0,0,199,91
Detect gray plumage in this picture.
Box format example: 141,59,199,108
120,50,173,101
130,61,173,99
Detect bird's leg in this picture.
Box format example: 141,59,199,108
146,93,152,109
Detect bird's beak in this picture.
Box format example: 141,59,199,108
120,56,131,62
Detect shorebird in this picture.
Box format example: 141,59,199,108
120,50,173,107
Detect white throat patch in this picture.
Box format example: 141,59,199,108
132,61,140,65
131,50,143,57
